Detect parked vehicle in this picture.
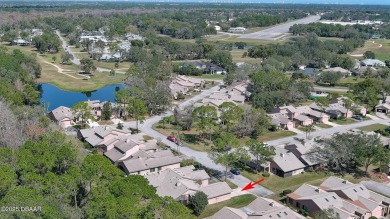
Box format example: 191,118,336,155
352,115,363,121
167,135,178,143
230,168,241,175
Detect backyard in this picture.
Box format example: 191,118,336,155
199,194,256,218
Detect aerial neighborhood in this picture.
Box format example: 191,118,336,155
4,2,390,219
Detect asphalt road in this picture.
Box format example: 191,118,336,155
121,84,274,197
239,15,321,40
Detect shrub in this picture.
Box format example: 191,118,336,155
116,123,123,130
188,192,208,216
262,172,270,177
282,189,292,195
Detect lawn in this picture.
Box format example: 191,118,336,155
226,180,238,189
206,34,286,46
258,130,296,142
350,39,390,61
358,124,388,132
338,77,365,84
332,118,357,125
297,126,316,132
199,194,256,218
241,170,329,194
192,74,225,80
230,49,259,63
5,44,128,92
315,123,333,129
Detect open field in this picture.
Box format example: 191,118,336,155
350,39,390,61
358,123,388,132
2,44,127,91
199,194,256,218
230,49,259,63
206,34,286,45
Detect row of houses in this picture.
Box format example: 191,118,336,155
170,75,205,99
194,81,250,109
287,177,390,219
76,125,233,205
269,97,366,130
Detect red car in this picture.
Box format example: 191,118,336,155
167,136,177,143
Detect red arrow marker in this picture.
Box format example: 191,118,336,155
241,178,265,191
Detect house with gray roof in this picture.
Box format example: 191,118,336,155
319,177,390,218
310,102,353,119
77,125,131,153
376,96,390,114
284,141,325,169
49,106,75,128
361,59,386,67
287,183,368,219
208,197,304,219
145,165,231,205
323,67,352,77
119,150,181,176
103,135,159,163
270,147,305,177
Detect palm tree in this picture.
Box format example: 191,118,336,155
304,124,315,139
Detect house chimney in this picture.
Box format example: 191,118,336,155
315,188,320,192
270,202,274,207
342,180,347,184
280,153,284,158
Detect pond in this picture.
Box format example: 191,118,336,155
39,83,123,111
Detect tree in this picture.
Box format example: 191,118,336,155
248,45,276,60
71,102,91,128
247,140,275,174
110,68,115,76
209,50,235,73
61,52,73,64
208,132,249,181
235,41,247,49
192,106,218,140
304,124,315,139
102,101,112,120
313,208,341,219
52,56,57,63
363,51,376,59
219,102,243,132
0,165,17,198
188,192,208,216
127,99,148,133
115,89,132,120
342,97,353,118
80,58,96,74
233,106,270,138
316,72,342,86
174,106,194,130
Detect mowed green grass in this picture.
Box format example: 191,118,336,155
199,194,256,218
358,124,388,132
350,39,390,61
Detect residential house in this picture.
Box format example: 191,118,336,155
170,75,205,99
103,134,159,163
270,147,305,177
296,105,330,123
48,106,75,128
77,125,131,153
361,181,390,198
310,102,353,119
85,100,102,117
287,184,369,219
361,59,386,67
284,141,325,170
13,39,30,46
299,68,321,77
145,165,231,204
269,113,295,130
118,149,181,176
323,67,352,77
375,96,390,114
319,177,390,218
208,197,305,219
272,106,314,126
353,66,378,76
331,97,367,116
